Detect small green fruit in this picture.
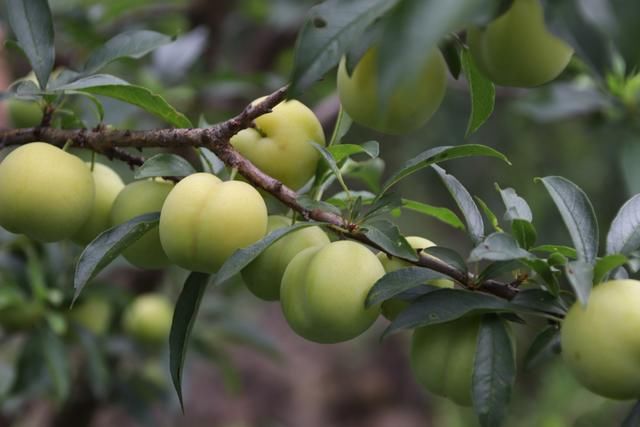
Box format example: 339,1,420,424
122,294,173,345
7,99,43,128
71,297,112,335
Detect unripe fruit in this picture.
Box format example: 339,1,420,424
280,240,384,343
122,294,173,345
467,0,573,87
242,215,330,301
230,99,325,190
337,47,447,134
70,297,112,335
110,179,174,269
377,236,454,320
160,173,268,273
561,280,640,399
0,143,94,242
7,99,43,128
410,316,481,406
72,163,125,245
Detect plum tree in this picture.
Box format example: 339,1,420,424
410,316,481,406
122,293,173,345
110,179,174,269
336,47,447,134
72,163,124,245
561,280,640,400
280,240,384,343
159,173,268,273
230,99,325,190
242,215,330,301
467,0,573,87
377,236,454,320
0,143,94,242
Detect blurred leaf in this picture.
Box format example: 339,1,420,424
511,219,537,250
495,184,533,222
212,222,323,287
170,272,210,411
192,341,242,395
343,158,385,192
12,333,46,396
514,83,609,122
41,329,70,402
76,327,109,399
297,195,342,216
366,267,445,308
440,37,461,79
84,30,173,75
423,246,468,275
328,190,375,209
622,401,640,427
134,154,196,179
65,90,105,122
565,259,594,305
289,0,400,96
607,194,640,255
361,220,418,261
511,288,567,317
593,254,627,285
537,176,599,264
381,144,510,196
328,106,352,146
475,196,503,232
434,165,485,244
53,74,131,90
530,245,577,258
311,142,349,193
472,315,515,427
74,213,160,301
218,320,281,360
327,141,379,162
384,289,514,337
402,199,466,231
524,326,561,370
7,0,55,88
362,192,403,220
461,47,495,136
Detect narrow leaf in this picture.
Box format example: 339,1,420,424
423,246,468,275
475,196,503,232
565,259,594,306
461,47,495,136
74,213,160,300
524,326,561,370
76,327,109,398
607,194,640,255
134,154,196,179
537,176,598,263
530,245,577,258
593,254,627,285
366,267,445,308
511,219,537,250
511,288,567,318
170,272,210,411
401,199,466,231
41,329,70,402
53,74,130,90
327,141,379,163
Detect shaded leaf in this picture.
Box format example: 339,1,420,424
607,194,640,255
511,219,537,250
134,154,196,179
76,327,109,399
423,246,468,275
511,288,567,318
565,259,594,306
366,267,445,308
440,37,461,79
469,232,532,262
53,74,130,90
520,259,560,296
593,254,627,285
361,220,418,261
524,326,561,371
461,47,495,136
402,199,466,231
41,328,70,402
530,245,577,258
478,260,520,282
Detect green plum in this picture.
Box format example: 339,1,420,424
70,297,112,335
122,293,173,345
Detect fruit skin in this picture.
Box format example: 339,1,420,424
7,99,43,128
280,240,384,343
0,143,95,242
110,179,174,269
410,316,481,406
72,163,125,245
561,280,640,400
159,173,268,273
70,297,112,335
337,47,447,134
467,0,573,87
242,215,330,301
377,236,454,320
230,99,325,190
122,294,173,345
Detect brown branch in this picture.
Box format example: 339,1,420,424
0,86,518,300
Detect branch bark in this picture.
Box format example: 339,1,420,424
0,87,518,300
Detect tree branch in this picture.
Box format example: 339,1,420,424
0,86,518,300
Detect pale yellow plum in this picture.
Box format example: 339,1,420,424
410,316,481,406
230,99,325,190
467,0,573,87
110,179,174,269
73,163,125,245
242,215,330,301
377,236,454,320
280,240,384,343
0,143,94,242
122,294,173,345
159,173,268,273
561,280,640,400
337,47,447,134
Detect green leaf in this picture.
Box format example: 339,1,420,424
7,0,55,88
520,259,560,296
327,190,375,209
622,401,640,427
383,289,514,337
218,320,281,360
84,30,173,75
74,213,160,301
401,199,466,231
478,260,520,282
593,254,628,285
365,267,445,308
134,154,196,179
530,245,577,258
495,184,532,222
423,246,468,275
440,37,461,79
607,194,640,255
362,192,403,221
212,222,323,287
311,141,349,193
434,165,484,244
381,144,510,195
511,219,537,250
565,259,594,306
475,196,503,232
327,141,379,162
53,74,131,90
472,315,515,427
41,328,70,402
76,327,109,399
297,195,342,216
361,220,418,261
537,176,599,264
343,158,385,193
523,326,560,371
511,289,567,318
328,106,353,146
461,47,495,136
65,90,105,122
170,272,210,411
289,0,400,96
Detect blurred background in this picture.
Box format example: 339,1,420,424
0,0,638,426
